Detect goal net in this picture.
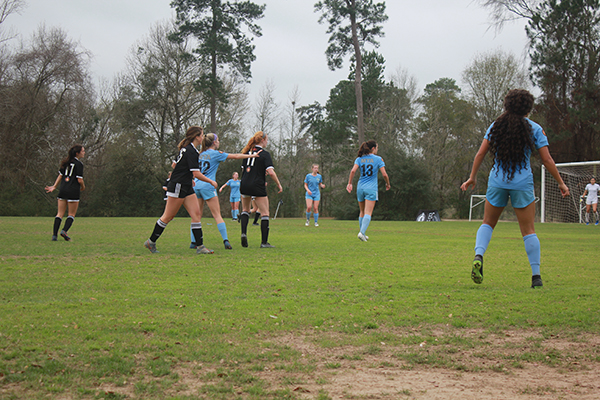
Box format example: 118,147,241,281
541,161,600,223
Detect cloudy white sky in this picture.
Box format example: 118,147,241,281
7,0,529,107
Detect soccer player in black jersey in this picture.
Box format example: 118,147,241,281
144,126,219,254
239,131,283,248
45,145,86,241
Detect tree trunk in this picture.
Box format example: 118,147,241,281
350,0,365,144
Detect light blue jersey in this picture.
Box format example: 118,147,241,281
304,173,323,195
195,149,229,190
226,179,241,200
355,154,385,191
485,118,548,191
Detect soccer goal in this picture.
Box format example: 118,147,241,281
541,161,600,223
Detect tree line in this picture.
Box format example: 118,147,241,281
1,0,599,220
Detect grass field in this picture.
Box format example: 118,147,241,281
1,216,599,399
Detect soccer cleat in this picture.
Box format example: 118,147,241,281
315,223,319,227
586,222,590,225
224,240,232,249
60,230,71,241
531,275,543,288
252,222,259,226
471,255,484,284
260,242,275,248
357,232,368,242
596,221,599,226
305,220,309,226
144,239,159,253
241,234,248,248
232,218,237,221
196,245,214,254
189,243,196,249
51,235,57,241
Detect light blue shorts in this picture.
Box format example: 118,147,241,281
486,186,535,209
306,192,321,201
195,187,217,200
357,188,378,202
230,196,241,203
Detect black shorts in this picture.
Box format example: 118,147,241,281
166,181,195,199
57,189,80,202
240,181,267,197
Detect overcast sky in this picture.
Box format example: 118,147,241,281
7,0,529,108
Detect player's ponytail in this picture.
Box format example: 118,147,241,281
60,145,83,170
357,140,377,157
202,133,218,152
178,126,204,150
242,131,266,153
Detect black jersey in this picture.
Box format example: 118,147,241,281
240,146,273,197
57,158,83,200
170,143,200,184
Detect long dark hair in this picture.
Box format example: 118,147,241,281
178,126,203,150
357,140,377,157
488,89,535,181
60,145,83,170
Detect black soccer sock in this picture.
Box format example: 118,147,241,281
53,217,62,236
191,222,203,246
254,212,261,224
62,216,74,232
261,216,270,244
240,212,249,235
150,219,168,242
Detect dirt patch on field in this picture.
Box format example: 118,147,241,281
251,328,600,399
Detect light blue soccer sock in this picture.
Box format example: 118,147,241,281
306,212,311,221
474,224,494,256
217,222,228,241
359,217,363,230
233,210,239,219
360,214,371,235
314,213,319,224
190,227,195,244
523,233,541,276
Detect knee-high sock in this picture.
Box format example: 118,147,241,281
360,214,371,235
150,219,168,243
190,226,195,244
233,209,238,219
217,222,228,241
241,212,249,235
595,211,599,222
474,224,494,256
586,212,590,222
253,212,261,224
62,216,74,232
191,222,203,246
53,217,62,236
261,215,270,244
306,212,311,221
314,213,319,224
359,217,363,230
523,233,541,276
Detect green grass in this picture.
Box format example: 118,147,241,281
0,216,599,399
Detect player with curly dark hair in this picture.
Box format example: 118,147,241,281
461,89,569,288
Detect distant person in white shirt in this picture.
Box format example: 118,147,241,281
583,177,600,225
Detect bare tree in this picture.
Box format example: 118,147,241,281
0,0,25,44
252,79,280,135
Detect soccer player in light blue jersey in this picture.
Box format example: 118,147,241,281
346,140,390,241
191,133,258,250
304,164,325,226
219,171,241,221
461,89,569,288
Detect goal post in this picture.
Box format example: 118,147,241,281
541,161,600,223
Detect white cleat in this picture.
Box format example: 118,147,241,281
358,232,368,242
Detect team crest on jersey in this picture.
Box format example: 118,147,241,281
246,167,251,173
65,177,70,182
